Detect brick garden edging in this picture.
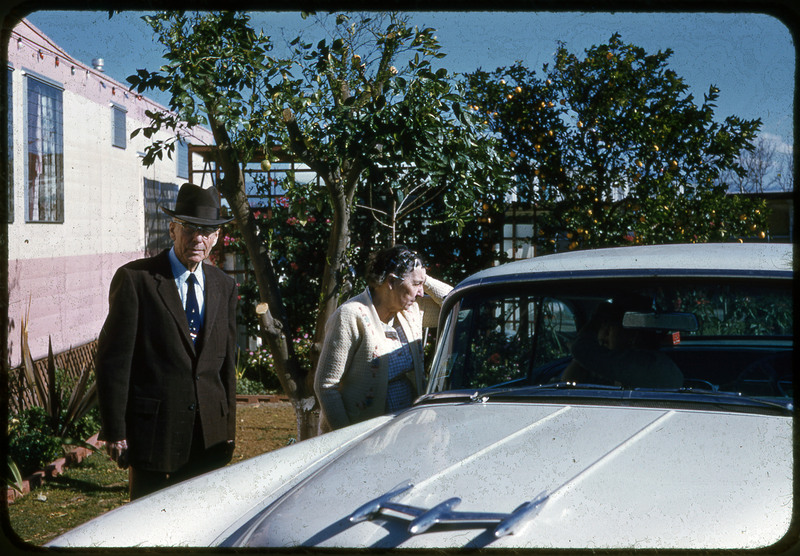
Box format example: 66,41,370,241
6,433,104,505
235,394,290,404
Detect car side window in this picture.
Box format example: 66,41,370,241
435,295,578,390
530,298,578,370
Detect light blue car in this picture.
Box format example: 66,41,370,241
48,243,794,550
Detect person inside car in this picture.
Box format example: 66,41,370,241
560,297,683,389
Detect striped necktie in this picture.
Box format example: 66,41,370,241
186,274,201,343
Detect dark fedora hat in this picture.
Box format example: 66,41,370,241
161,183,234,226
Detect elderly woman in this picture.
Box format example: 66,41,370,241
314,245,452,433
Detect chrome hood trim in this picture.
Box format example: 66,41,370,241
348,480,549,537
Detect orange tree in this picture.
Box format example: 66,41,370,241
464,33,767,254
222,173,505,354
215,175,505,397
128,12,511,438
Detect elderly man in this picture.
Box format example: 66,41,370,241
96,183,238,499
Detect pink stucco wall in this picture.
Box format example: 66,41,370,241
7,19,215,367
7,251,143,366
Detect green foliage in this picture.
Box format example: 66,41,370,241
7,406,100,477
8,407,63,477
222,175,504,341
236,375,270,396
234,337,314,395
130,9,512,289
236,347,281,394
129,11,282,165
465,297,574,389
464,33,768,254
663,285,793,337
283,13,512,235
7,456,24,494
221,182,334,334
394,203,508,285
11,313,101,476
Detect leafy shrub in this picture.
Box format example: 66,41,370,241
8,407,65,477
236,348,282,394
8,406,101,477
234,335,314,395
236,375,269,396
10,316,100,479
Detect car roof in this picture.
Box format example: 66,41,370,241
454,243,794,291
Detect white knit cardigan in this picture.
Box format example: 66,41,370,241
314,276,452,433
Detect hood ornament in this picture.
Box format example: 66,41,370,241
349,480,549,538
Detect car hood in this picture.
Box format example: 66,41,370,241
225,402,792,549
47,401,793,550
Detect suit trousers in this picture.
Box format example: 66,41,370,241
128,411,232,500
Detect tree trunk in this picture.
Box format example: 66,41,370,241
281,109,358,399
206,112,318,440
308,186,352,391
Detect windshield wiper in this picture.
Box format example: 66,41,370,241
415,383,622,406
637,387,794,412
531,381,623,391
489,382,623,393
420,385,792,415
469,382,624,402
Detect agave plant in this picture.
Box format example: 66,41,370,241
17,305,98,443
7,453,24,494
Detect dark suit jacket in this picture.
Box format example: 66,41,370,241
96,249,237,473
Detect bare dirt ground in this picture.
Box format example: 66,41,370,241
232,401,298,461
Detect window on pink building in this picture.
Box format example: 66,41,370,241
26,75,63,223
7,67,13,223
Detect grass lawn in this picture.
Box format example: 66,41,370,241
5,402,297,547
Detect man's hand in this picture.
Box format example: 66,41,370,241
106,439,129,469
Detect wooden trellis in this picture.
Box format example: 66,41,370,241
7,340,97,415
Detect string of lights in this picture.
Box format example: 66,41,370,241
10,19,210,146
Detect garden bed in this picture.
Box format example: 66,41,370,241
7,433,103,505
7,395,292,505
8,402,297,546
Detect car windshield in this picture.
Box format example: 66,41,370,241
427,278,793,408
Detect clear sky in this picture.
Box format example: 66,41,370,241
19,9,796,154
